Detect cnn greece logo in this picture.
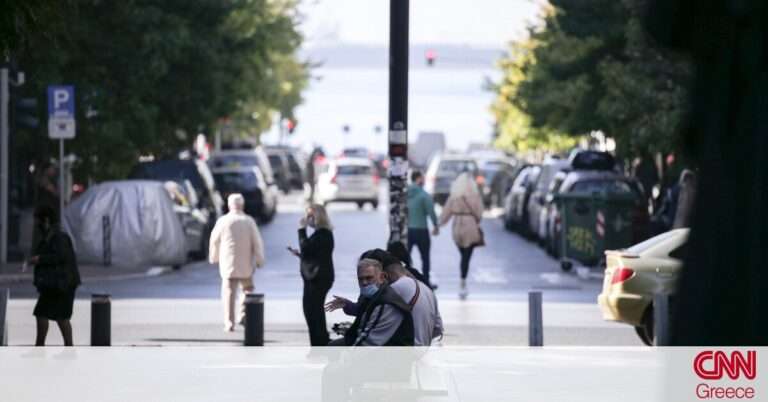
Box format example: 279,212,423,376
694,350,757,400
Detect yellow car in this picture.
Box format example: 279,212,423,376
597,228,689,345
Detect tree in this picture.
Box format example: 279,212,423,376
10,0,308,181
494,0,692,158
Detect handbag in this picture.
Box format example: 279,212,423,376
461,196,485,247
300,259,321,281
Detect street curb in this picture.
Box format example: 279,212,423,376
0,266,174,285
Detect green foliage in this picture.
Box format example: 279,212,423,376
492,0,692,157
8,0,308,180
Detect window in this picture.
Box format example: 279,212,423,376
570,180,635,195
210,154,259,169
337,165,372,175
213,171,259,192
438,160,477,175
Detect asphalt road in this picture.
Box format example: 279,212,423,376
4,191,643,346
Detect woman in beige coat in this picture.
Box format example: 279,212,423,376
439,172,484,299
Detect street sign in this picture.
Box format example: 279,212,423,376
47,85,75,139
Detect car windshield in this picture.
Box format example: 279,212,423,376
210,154,259,169
214,171,259,192
131,162,206,194
570,179,636,195
337,165,371,175
268,155,283,167
438,160,477,176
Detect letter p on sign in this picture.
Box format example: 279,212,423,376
47,85,76,139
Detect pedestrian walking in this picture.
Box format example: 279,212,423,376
209,194,265,332
439,173,484,300
288,204,335,346
406,171,439,289
29,205,81,346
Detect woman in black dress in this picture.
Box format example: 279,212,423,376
29,205,81,346
290,204,335,346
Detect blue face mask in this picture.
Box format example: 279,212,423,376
360,283,379,298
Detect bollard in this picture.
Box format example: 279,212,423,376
0,288,8,346
244,293,264,346
528,291,543,347
91,293,111,346
653,293,671,346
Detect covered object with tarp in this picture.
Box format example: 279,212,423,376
63,180,187,268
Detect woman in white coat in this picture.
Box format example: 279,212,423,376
439,172,484,299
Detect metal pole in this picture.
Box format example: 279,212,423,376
528,291,543,346
653,293,670,346
244,292,264,346
91,293,111,346
388,0,410,244
0,68,9,264
59,139,65,228
0,288,9,346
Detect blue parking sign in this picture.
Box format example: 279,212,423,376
47,85,76,139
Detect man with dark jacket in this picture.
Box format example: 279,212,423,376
327,258,414,346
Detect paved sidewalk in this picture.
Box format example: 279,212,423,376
0,262,173,285
5,298,641,346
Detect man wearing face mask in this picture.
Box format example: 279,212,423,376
327,258,414,346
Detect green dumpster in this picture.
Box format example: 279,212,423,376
556,192,639,271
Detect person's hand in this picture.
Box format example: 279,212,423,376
324,295,351,312
432,227,440,236
286,246,300,257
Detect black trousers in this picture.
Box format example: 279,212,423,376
407,228,431,282
303,280,332,346
459,246,475,279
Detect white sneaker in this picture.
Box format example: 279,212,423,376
224,324,235,332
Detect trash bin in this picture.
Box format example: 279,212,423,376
556,192,640,271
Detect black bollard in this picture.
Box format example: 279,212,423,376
244,293,264,346
0,288,8,346
91,293,111,346
528,291,543,347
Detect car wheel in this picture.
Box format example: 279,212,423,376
560,260,573,272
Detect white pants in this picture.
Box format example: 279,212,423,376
221,277,254,328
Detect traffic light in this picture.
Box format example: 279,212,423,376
425,49,437,67
13,96,39,129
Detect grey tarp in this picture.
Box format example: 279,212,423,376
63,180,187,268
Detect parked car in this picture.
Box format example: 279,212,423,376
502,165,540,232
316,157,380,209
597,228,689,345
212,166,278,223
424,154,481,206
129,159,222,251
63,180,196,268
209,147,277,192
526,158,570,240
265,146,305,191
476,158,516,208
163,180,211,260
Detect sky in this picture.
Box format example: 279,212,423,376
299,0,543,47
260,1,544,153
